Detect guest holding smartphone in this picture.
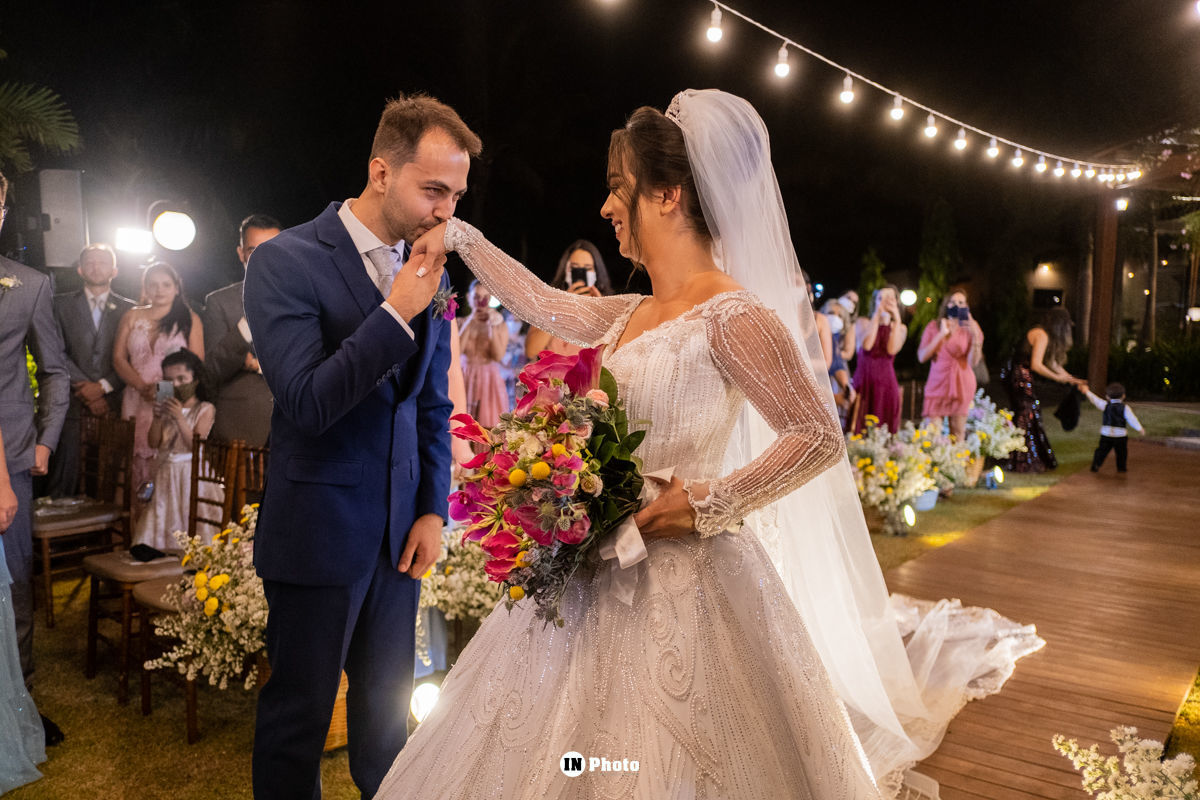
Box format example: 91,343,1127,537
851,284,907,433
524,240,614,359
918,290,983,441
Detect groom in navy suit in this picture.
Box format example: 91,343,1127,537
244,94,481,799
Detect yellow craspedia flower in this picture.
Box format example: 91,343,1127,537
508,586,525,601
885,487,894,494
250,503,260,509
194,572,208,589
204,596,219,617
195,586,209,602
181,553,191,567
514,551,528,569
443,565,453,576
222,603,229,613
551,443,567,458
508,468,528,487
231,537,241,544
530,461,551,481
421,567,433,580
208,574,231,591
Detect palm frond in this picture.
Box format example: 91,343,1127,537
0,80,80,158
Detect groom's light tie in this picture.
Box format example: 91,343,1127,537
366,246,399,297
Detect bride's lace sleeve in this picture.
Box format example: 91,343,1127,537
446,218,641,346
687,295,845,538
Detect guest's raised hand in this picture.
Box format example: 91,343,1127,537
386,247,447,323
569,281,602,298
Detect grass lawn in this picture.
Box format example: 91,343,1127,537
10,403,1198,798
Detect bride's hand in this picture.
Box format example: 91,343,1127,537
410,222,450,278
633,475,697,540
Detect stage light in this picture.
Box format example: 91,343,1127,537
840,74,855,104
115,227,153,254
410,683,441,723
899,289,917,306
890,95,905,120
774,45,790,78
706,5,723,42
1187,307,1200,323
1115,197,1129,211
152,211,196,251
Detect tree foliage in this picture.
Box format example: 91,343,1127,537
0,48,80,173
912,198,962,331
856,246,886,316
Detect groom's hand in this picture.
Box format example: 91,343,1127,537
386,248,448,323
398,513,443,579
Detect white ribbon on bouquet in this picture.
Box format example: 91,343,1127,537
597,466,674,606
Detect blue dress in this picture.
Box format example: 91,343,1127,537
0,535,44,793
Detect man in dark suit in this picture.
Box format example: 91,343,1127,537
46,243,133,497
203,214,281,448
0,171,70,692
244,94,481,799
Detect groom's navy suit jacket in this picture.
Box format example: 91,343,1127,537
244,202,452,586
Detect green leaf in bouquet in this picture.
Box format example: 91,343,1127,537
623,429,646,452
595,439,617,465
599,367,619,405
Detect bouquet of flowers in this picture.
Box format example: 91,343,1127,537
967,389,1027,460
145,505,269,690
449,347,645,627
847,416,935,533
895,421,972,490
1053,726,1197,799
419,530,504,622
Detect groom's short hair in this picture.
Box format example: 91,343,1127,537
371,93,482,167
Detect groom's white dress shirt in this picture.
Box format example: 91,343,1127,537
338,199,415,339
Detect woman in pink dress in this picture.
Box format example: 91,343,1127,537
851,285,907,433
459,280,510,437
112,263,204,509
917,290,983,440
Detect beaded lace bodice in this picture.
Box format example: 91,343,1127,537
446,219,844,537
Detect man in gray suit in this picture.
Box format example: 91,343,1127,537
0,171,70,688
203,214,280,447
46,243,133,498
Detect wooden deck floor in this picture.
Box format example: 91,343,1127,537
885,440,1200,800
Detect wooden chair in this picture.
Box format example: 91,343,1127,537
135,436,244,736
31,415,134,628
84,435,239,704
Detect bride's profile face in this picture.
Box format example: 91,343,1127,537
600,172,635,260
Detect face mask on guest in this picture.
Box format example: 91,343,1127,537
174,382,197,402
827,313,844,335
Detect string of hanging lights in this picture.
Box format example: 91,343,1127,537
698,1,1143,184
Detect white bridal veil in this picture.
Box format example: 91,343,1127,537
667,89,1042,794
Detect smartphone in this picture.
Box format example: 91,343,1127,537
880,311,891,325
958,305,971,325
569,267,595,288
155,380,173,403
945,306,960,321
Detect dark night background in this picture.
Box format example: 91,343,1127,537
2,0,1198,325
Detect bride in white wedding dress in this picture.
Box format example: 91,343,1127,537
377,89,1042,800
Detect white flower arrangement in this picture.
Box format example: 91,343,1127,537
966,389,1027,460
0,274,21,292
419,529,503,623
896,421,972,490
145,505,269,690
847,416,936,517
1053,726,1198,799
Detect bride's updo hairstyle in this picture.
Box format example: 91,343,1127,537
607,106,711,264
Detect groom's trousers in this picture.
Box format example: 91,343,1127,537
253,545,420,799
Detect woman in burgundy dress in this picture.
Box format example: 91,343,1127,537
1000,308,1086,472
917,290,983,441
851,285,907,433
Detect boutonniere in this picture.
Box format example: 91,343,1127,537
432,286,458,321
0,274,21,293
106,302,117,312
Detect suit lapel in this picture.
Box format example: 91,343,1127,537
315,203,381,321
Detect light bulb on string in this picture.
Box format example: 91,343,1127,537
1035,155,1047,173
1071,163,1082,178
1116,171,1127,182
1085,166,1096,179
1012,149,1024,168
890,95,904,120
706,5,723,42
840,74,855,104
986,137,999,158
954,128,967,150
774,45,790,78
924,114,937,138
1053,160,1065,177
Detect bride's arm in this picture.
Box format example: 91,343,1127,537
418,219,639,347
687,298,845,538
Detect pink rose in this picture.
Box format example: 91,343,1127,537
585,389,610,408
